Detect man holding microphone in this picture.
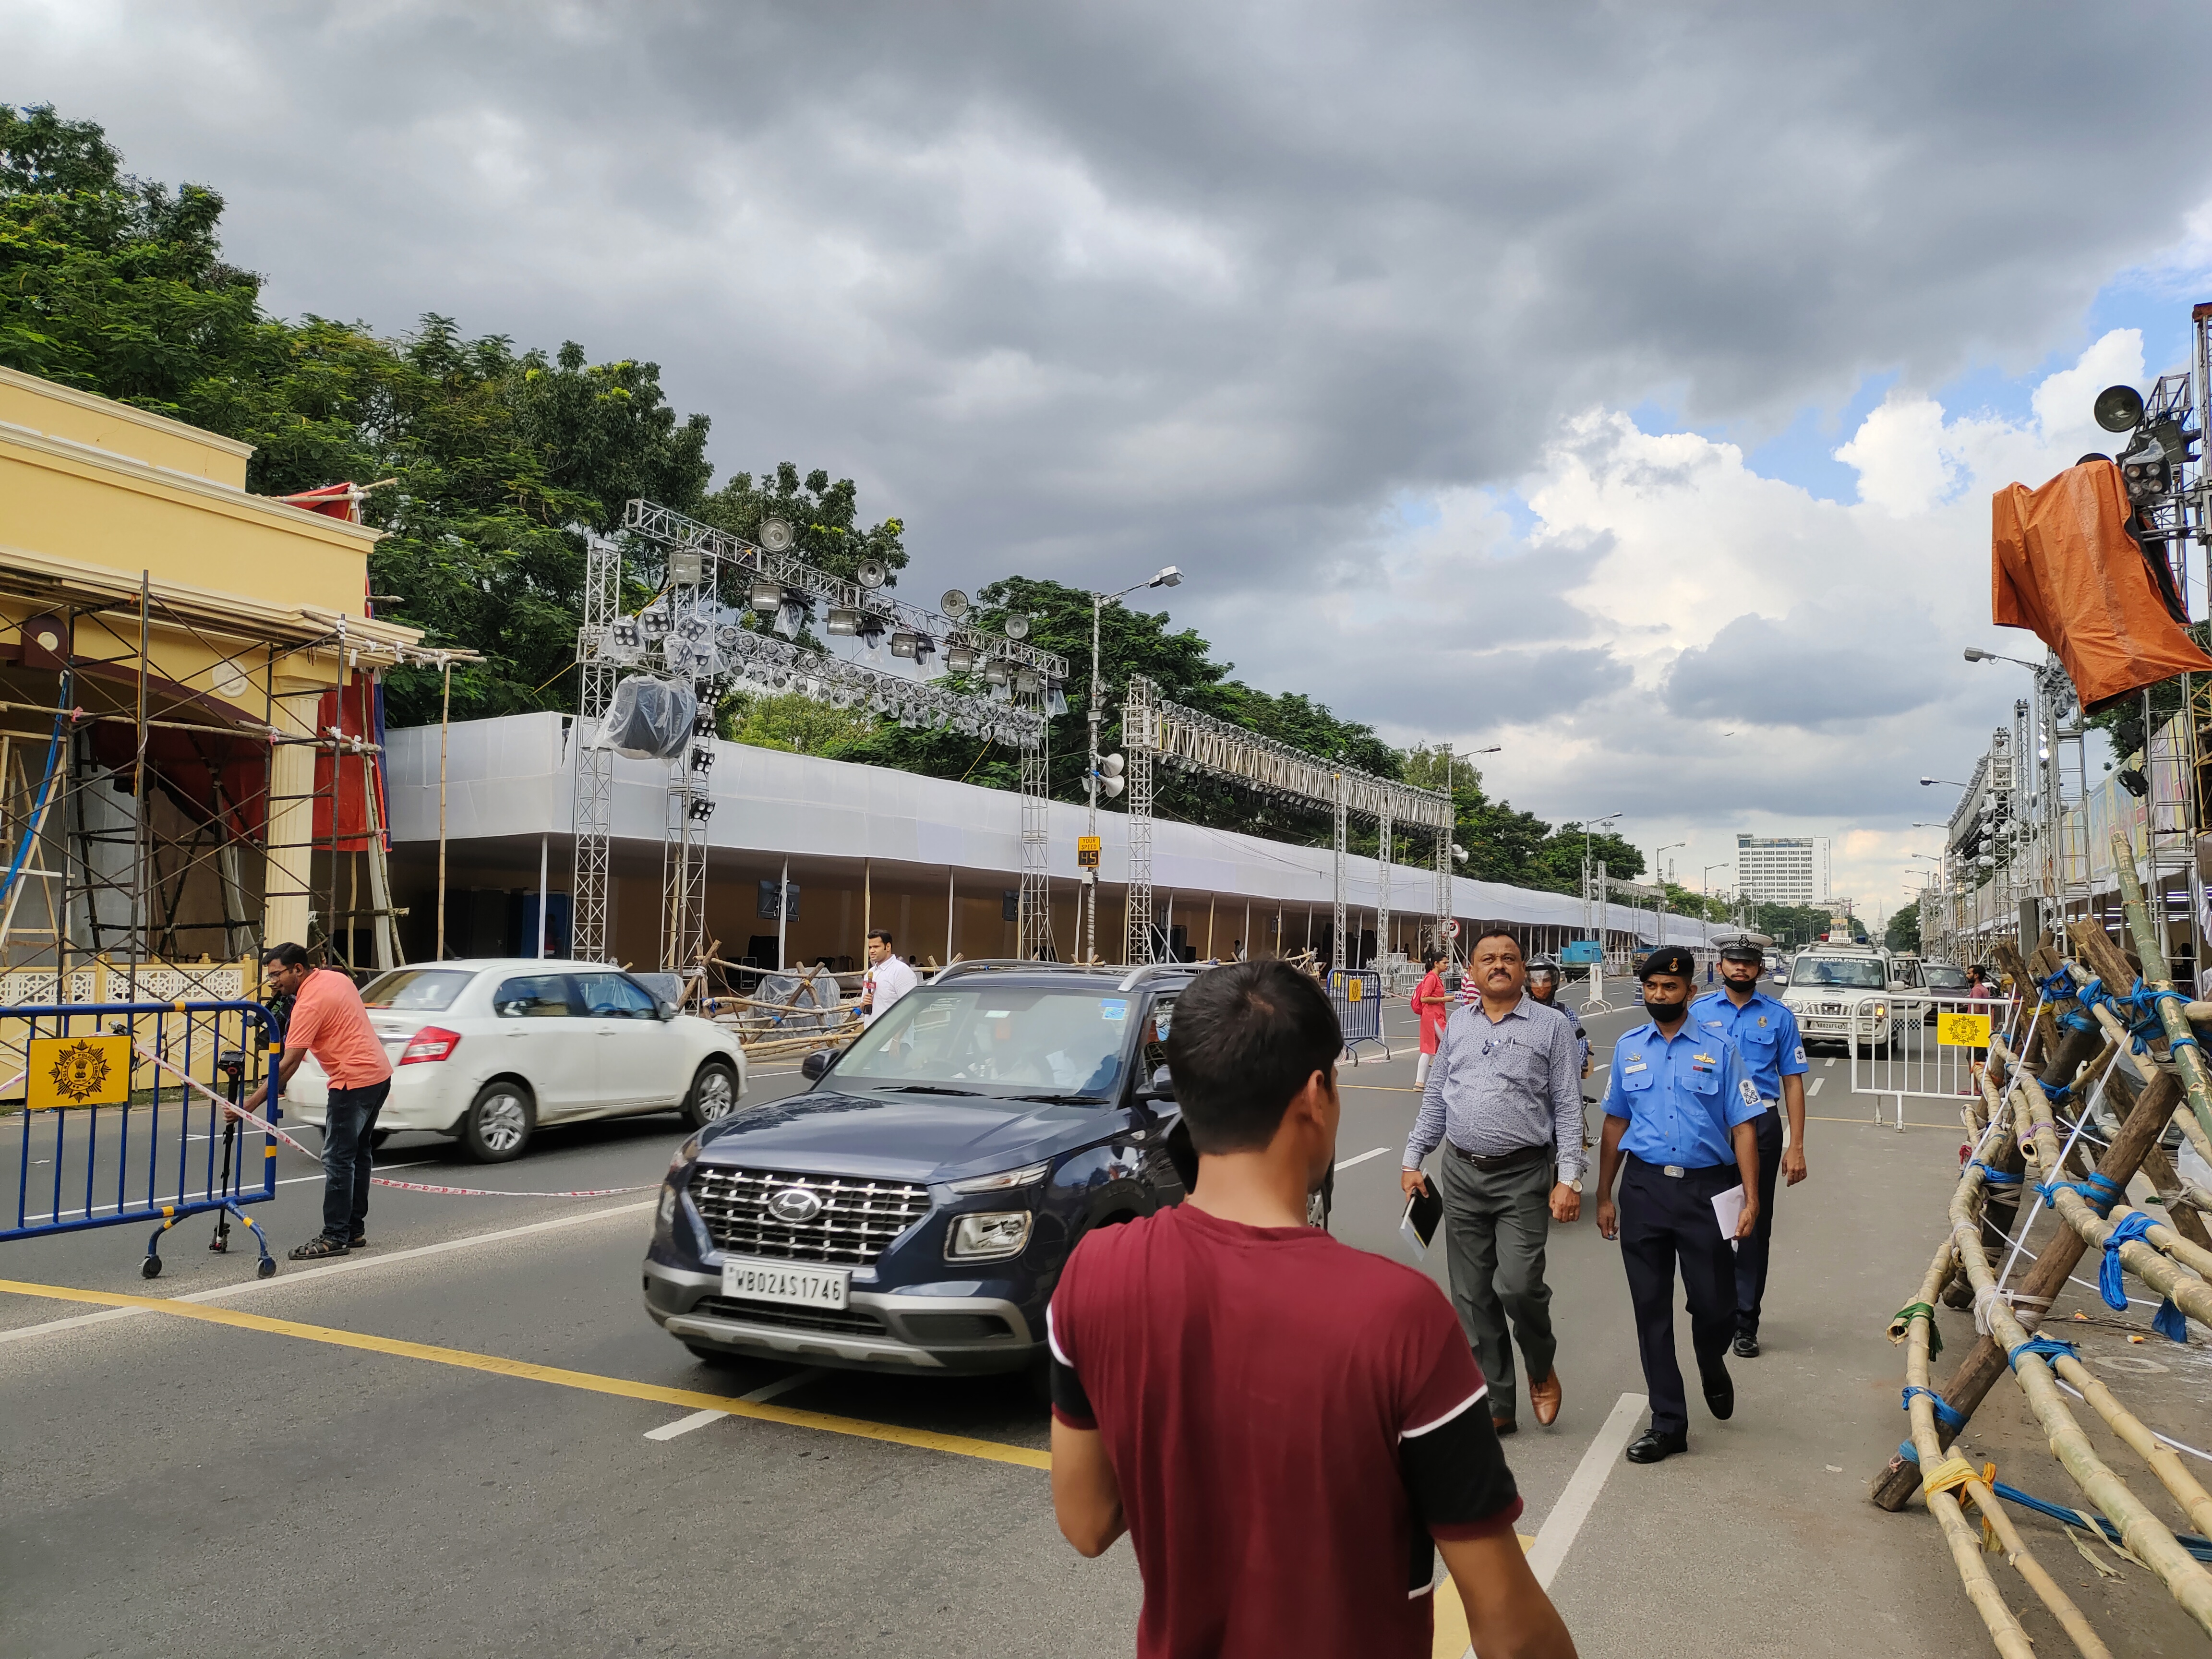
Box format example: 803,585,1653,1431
1403,928,1585,1437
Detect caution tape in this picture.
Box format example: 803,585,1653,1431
131,1045,659,1200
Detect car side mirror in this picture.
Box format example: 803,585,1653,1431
801,1051,832,1082
1140,1065,1176,1105
1888,980,1906,992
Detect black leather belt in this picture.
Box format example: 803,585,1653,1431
1445,1141,1551,1172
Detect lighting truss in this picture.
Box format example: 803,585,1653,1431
1123,674,1451,970
717,626,1046,748
623,499,1069,680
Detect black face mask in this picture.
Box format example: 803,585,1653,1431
1644,996,1686,1022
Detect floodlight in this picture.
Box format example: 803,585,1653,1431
2149,416,2200,469
758,518,795,553
687,796,715,821
828,686,854,709
1150,566,1181,588
1014,667,1042,695
945,645,977,673
2120,436,2172,504
2093,384,2146,434
601,619,644,663
941,589,971,620
749,577,782,614
985,659,1011,687
638,604,673,642
1004,614,1032,641
890,631,920,660
856,557,890,590
669,549,705,586
826,608,860,637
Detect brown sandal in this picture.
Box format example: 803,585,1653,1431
288,1236,349,1261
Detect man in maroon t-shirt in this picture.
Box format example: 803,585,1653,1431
1048,960,1575,1659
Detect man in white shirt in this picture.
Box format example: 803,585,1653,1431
859,928,919,1025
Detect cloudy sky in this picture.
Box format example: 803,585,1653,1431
14,1,2212,921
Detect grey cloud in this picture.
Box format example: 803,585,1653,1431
1663,611,1945,729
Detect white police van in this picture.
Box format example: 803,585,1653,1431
1781,943,1902,1056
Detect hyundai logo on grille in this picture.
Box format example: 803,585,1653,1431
766,1186,824,1224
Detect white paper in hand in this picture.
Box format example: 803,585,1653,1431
1711,1183,1746,1251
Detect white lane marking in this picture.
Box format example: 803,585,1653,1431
1525,1391,1646,1590
644,1407,728,1441
1334,1145,1393,1172
1823,1058,1836,1069
0,1199,656,1346
742,1366,825,1404
1807,1077,1825,1097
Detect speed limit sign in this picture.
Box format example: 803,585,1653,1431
1443,919,1460,939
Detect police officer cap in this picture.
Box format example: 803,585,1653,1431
1639,945,1697,981
1718,939,1764,963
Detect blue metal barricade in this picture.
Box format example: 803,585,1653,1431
1,999,282,1278
1327,969,1391,1062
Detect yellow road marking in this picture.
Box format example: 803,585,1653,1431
0,1277,1048,1472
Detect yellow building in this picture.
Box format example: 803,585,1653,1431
0,364,435,991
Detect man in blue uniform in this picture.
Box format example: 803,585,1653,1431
1691,938,1810,1359
1594,945,1764,1464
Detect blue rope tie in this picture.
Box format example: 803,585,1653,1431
2040,969,2076,1000
1896,1443,2212,1562
1902,1385,1967,1431
2007,1334,2080,1369
1970,1163,2022,1186
2036,1171,2122,1217
2100,1210,2193,1341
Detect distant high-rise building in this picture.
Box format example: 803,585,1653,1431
1737,834,1823,906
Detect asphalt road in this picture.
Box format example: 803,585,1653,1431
2,989,2204,1657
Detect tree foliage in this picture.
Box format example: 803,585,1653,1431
1886,899,1920,953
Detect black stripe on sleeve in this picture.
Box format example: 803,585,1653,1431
1047,1305,1095,1429
1401,1390,1521,1539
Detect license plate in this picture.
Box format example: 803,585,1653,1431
720,1257,851,1310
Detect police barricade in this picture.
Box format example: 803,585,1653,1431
1,998,281,1277
1846,993,2015,1133
1327,968,1391,1063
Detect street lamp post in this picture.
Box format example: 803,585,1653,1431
1085,566,1181,963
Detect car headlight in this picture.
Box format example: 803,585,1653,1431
949,1160,1050,1194
947,1211,1033,1261
657,1184,679,1227
669,1132,702,1176
1873,1004,1887,1021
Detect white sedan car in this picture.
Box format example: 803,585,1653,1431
282,959,748,1162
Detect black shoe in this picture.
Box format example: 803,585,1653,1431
1732,1332,1760,1359
349,1234,367,1249
1626,1428,1688,1464
1491,1416,1518,1438
1702,1365,1734,1420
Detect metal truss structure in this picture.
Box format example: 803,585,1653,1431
583,501,1065,974
1121,675,1452,968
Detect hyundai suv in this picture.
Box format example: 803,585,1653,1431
643,961,1195,1377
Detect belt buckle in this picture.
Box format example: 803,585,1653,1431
1663,1164,1685,1178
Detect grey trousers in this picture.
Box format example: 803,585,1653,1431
1438,1149,1558,1422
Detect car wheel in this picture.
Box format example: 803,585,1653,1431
460,1081,534,1163
682,1059,742,1130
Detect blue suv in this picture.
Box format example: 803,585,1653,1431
643,961,1196,1377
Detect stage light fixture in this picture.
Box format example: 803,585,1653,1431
941,589,971,619
758,518,795,553
1015,667,1042,695
946,645,977,673
890,630,919,659
826,607,860,637
749,577,782,614
2120,437,2172,504
1004,614,1032,641
2093,384,2146,433
639,604,673,642
985,659,1011,687
856,557,890,590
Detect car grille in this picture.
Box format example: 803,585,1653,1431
691,1295,886,1336
689,1166,931,1266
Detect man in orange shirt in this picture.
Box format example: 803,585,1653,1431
240,943,393,1260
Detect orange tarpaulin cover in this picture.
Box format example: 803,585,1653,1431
1991,459,2212,711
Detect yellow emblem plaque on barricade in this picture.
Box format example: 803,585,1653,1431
27,1034,132,1110
1936,1011,1991,1048
1346,978,1363,1001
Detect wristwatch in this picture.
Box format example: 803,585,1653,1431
1565,1176,1584,1193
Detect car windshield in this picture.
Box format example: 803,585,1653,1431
1923,967,1971,990
361,968,473,1011
834,987,1139,1098
1790,958,1887,990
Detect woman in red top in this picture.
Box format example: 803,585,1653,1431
1413,950,1451,1086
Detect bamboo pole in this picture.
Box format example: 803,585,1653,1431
2108,832,2212,1148
1949,1150,2212,1637
1898,1236,2055,1659
435,661,450,961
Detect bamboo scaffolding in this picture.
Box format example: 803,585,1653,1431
1900,1232,2086,1658
2108,834,2212,1149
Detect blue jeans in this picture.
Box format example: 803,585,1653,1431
321,1080,390,1242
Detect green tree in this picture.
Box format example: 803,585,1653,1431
720,691,878,755
1886,899,1921,953
1401,746,1645,896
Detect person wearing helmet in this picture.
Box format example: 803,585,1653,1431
1690,939,1809,1359
1524,955,1591,1080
